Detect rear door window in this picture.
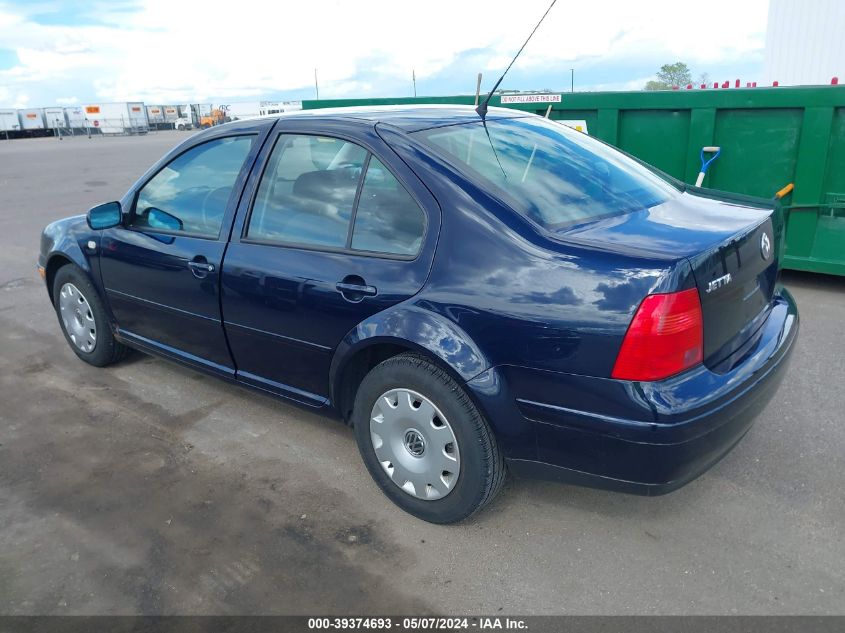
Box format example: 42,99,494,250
246,135,425,256
351,157,425,256
247,135,366,248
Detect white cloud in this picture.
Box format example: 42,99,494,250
0,0,768,106
55,95,78,104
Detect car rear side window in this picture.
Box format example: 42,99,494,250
414,117,678,229
247,135,366,249
247,134,425,256
132,136,254,237
351,157,425,256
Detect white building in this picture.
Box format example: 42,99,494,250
763,0,844,86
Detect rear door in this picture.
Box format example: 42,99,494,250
221,120,439,404
100,129,266,373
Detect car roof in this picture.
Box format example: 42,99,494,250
264,104,528,133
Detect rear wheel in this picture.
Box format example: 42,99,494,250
52,264,128,367
352,353,505,523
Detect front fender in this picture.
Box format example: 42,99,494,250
39,215,103,303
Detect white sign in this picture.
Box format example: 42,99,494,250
500,94,562,104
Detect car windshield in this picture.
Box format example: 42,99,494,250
413,116,679,229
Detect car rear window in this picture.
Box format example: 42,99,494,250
413,116,679,229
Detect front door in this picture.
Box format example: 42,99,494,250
100,134,259,373
221,126,439,404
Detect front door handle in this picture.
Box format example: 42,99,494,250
188,261,215,272
188,259,215,279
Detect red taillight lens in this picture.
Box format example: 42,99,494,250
611,288,703,381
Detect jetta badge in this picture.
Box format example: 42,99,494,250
761,232,772,260
706,273,732,293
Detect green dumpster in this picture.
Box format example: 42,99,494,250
304,85,845,275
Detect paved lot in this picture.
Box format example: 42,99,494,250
0,132,843,615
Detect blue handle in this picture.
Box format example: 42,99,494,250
700,147,721,173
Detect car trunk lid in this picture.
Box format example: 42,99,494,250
559,192,781,371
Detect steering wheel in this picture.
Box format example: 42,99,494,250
200,187,231,230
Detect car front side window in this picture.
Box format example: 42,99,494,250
132,135,254,237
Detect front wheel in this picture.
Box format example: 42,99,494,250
52,264,128,367
352,353,505,523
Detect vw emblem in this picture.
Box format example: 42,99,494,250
403,429,426,457
760,232,772,260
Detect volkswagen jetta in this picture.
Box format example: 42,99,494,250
38,106,798,522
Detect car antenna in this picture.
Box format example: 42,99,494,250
475,0,558,120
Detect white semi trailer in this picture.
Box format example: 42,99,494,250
162,105,180,122
44,107,67,129
226,101,262,120
64,107,87,129
84,102,149,134
146,105,165,126
19,108,46,131
0,109,20,134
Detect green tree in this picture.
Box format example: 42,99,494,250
644,62,693,90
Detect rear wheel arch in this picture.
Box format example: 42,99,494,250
333,340,418,425
332,338,486,426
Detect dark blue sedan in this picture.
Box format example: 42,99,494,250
38,106,798,523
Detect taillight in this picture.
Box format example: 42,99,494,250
611,288,703,381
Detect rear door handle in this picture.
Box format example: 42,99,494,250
335,282,377,296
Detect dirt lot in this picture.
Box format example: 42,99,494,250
0,131,843,615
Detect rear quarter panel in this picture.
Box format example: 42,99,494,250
376,123,695,378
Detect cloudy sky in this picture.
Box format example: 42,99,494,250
0,0,769,108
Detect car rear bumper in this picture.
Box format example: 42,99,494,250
487,286,799,495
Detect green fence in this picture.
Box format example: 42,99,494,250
303,86,845,276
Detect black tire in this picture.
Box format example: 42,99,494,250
52,264,129,367
352,353,505,523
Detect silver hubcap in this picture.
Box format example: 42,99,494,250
370,388,460,501
59,283,97,353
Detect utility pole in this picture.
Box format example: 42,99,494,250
314,68,320,100
412,69,417,97
570,68,574,92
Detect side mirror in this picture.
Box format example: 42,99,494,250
146,207,183,232
87,201,122,230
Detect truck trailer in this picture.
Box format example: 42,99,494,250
162,105,180,122
0,109,20,137
44,107,67,129
146,105,168,129
18,108,46,133
84,102,149,135
64,107,87,129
